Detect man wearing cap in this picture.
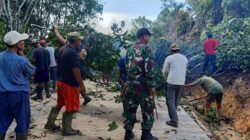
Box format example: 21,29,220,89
0,31,35,140
44,32,85,136
31,38,51,101
162,44,188,128
40,37,57,91
124,28,158,140
53,25,92,105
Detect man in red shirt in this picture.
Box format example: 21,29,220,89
202,33,219,74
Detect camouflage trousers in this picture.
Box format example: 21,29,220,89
123,84,155,131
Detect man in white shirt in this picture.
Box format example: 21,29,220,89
162,43,188,128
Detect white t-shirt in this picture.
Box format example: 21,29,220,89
162,53,188,85
45,46,57,67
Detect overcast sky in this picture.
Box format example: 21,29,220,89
94,0,186,33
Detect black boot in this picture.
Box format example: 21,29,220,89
52,81,56,91
44,83,51,98
82,94,92,105
62,112,80,136
0,133,5,140
124,130,134,140
32,86,43,101
16,133,27,140
140,129,158,140
44,107,61,131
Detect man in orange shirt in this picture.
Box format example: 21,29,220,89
202,33,219,74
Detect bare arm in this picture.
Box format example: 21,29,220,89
54,25,67,45
72,68,85,93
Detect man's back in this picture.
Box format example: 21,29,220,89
0,51,35,92
194,76,223,94
163,53,188,85
203,38,218,55
57,45,80,87
32,48,50,70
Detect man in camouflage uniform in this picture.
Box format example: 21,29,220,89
123,28,158,140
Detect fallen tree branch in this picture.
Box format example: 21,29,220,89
30,24,85,31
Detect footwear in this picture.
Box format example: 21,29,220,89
0,133,6,140
16,133,27,140
52,81,56,92
62,112,80,136
31,96,43,102
216,108,223,120
140,129,158,140
166,121,178,128
32,86,43,101
44,83,51,98
82,94,92,105
44,107,61,131
124,130,134,140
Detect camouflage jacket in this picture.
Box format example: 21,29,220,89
126,41,155,88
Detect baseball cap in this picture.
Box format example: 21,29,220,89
31,38,39,44
136,28,152,38
170,43,180,50
67,32,83,40
4,31,29,46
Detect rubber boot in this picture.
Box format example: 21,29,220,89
62,112,80,136
44,107,61,131
32,86,43,101
82,94,92,105
44,83,51,98
217,108,222,120
0,133,5,140
16,133,27,140
52,81,56,91
124,130,134,140
140,129,158,140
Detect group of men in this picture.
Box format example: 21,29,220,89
0,26,223,140
118,28,223,140
0,26,92,140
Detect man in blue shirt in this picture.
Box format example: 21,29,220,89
0,31,35,140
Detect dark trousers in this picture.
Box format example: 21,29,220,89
166,84,183,124
202,54,217,74
0,92,30,133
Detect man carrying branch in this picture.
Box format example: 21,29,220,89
44,32,85,136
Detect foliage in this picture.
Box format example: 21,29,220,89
213,18,250,72
1,0,103,34
130,16,153,34
111,21,135,49
204,109,217,123
113,95,123,103
86,32,120,74
0,20,6,52
108,121,118,131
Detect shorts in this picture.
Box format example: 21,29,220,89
34,69,49,84
207,92,223,104
0,92,30,133
56,81,80,112
49,66,57,81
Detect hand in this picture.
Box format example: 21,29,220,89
149,87,157,96
79,84,86,94
53,24,58,31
